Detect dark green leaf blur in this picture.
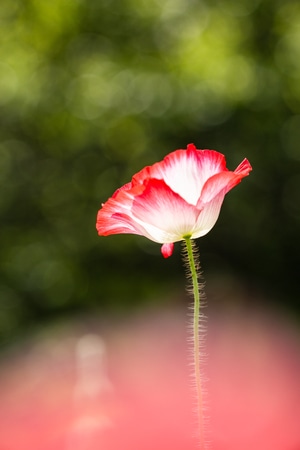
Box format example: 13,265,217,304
0,0,299,344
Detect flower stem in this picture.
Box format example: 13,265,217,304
184,237,207,449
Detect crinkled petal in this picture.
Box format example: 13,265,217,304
131,165,152,186
96,184,149,237
234,158,252,176
111,181,133,198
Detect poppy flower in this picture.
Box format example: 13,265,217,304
96,144,252,257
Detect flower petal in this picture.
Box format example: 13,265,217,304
131,178,200,243
193,192,225,238
234,158,252,176
198,158,252,206
96,183,149,237
148,144,227,206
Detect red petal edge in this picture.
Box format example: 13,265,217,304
234,158,252,176
161,243,174,258
186,143,197,152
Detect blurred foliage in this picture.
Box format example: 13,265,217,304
0,0,300,343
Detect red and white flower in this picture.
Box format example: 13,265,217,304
96,144,252,257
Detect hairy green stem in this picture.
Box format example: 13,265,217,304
184,237,206,448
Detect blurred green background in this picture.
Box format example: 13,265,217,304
0,0,299,345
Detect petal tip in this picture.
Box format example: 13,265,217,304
235,158,253,176
187,143,197,152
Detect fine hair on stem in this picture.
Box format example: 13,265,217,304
182,238,210,449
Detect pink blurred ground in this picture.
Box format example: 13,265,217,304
0,305,299,450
